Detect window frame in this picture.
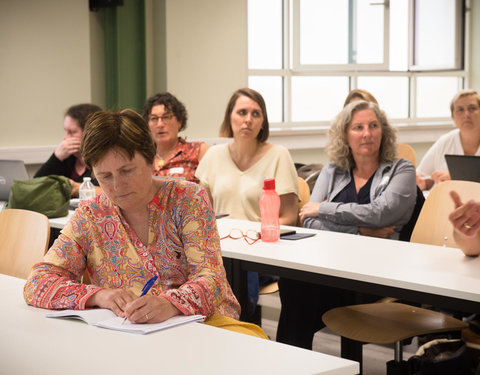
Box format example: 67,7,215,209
292,0,390,72
247,0,470,146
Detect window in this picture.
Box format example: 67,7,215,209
248,0,468,131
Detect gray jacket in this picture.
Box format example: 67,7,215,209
304,158,417,239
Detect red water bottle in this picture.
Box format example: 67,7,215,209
260,178,280,242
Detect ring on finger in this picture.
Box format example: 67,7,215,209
145,313,149,320
464,222,472,229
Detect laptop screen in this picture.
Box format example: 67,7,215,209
0,160,29,201
445,154,480,183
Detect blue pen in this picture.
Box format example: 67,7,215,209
121,275,158,324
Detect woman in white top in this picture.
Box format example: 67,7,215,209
196,88,298,224
417,90,480,190
196,88,299,321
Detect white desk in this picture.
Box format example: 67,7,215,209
49,214,480,312
0,274,358,375
218,218,480,314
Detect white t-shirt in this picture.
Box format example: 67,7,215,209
195,143,298,222
417,128,480,177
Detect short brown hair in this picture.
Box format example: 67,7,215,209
81,109,156,169
65,103,102,130
219,88,269,143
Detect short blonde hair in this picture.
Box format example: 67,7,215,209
450,89,480,116
326,101,397,171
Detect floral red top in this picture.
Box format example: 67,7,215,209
23,179,240,319
153,138,203,183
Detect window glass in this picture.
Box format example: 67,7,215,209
416,77,459,118
389,0,408,71
248,76,283,123
357,76,409,119
291,76,349,122
248,0,283,69
356,0,384,64
299,0,348,65
414,0,458,69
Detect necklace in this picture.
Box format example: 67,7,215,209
156,153,165,169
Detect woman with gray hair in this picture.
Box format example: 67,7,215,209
277,100,417,350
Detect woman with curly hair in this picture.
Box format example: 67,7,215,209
276,100,417,350
142,92,209,183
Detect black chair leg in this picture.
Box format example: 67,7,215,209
386,360,408,375
341,336,363,374
386,341,408,375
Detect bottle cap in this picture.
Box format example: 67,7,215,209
83,177,91,182
263,178,275,190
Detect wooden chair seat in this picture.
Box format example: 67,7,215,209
0,209,50,279
323,303,467,345
259,281,278,295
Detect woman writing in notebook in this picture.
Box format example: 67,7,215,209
142,92,208,182
24,109,266,338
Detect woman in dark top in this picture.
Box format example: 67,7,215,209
35,103,101,197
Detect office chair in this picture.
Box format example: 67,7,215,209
322,181,480,374
0,208,50,279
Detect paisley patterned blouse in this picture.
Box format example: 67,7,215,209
153,138,204,183
24,179,240,319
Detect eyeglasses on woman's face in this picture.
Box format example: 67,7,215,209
148,113,175,124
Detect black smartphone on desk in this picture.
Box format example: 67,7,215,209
280,229,316,240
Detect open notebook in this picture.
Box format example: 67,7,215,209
46,308,205,335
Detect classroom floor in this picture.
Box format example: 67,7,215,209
259,292,419,375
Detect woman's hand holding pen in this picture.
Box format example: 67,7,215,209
123,295,181,324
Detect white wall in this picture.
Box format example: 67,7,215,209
165,0,247,140
0,0,100,148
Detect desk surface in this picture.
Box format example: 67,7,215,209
218,219,480,312
49,213,480,310
0,274,358,375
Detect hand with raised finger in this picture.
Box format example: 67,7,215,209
449,191,480,237
124,295,181,324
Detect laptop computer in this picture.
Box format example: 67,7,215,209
445,154,480,183
0,160,29,201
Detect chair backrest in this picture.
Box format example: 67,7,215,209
0,209,50,279
399,185,425,242
397,143,417,167
297,164,323,193
410,180,480,247
297,177,311,226
298,177,310,209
